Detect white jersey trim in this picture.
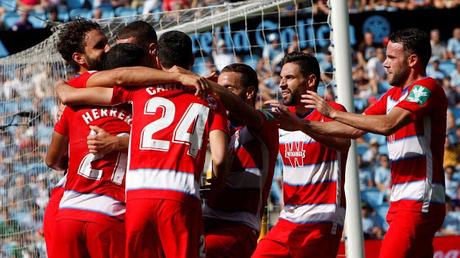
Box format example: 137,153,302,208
126,168,200,199
59,190,125,217
387,135,425,161
203,203,260,231
283,160,338,186
279,203,345,225
390,180,445,204
54,175,67,188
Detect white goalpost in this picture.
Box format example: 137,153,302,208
329,1,364,258
0,0,364,256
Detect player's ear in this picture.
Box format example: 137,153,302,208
155,56,162,69
148,43,157,57
307,73,317,89
407,53,418,68
72,52,86,67
246,86,256,102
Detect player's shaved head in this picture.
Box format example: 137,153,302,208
157,30,194,69
102,43,148,70
116,21,158,49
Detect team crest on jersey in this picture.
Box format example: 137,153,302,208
285,141,305,168
406,85,431,105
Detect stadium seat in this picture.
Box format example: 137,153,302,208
452,107,460,119
27,162,49,174
114,7,137,17
13,163,28,173
66,0,85,10
440,60,455,75
41,96,56,113
2,12,20,30
365,133,386,145
69,8,92,19
58,6,70,21
3,100,19,114
191,56,208,76
378,145,388,155
354,97,368,112
242,55,259,70
28,11,47,28
0,0,16,12
357,143,368,155
98,6,115,19
46,6,70,22
0,40,8,57
19,98,33,111
361,188,384,208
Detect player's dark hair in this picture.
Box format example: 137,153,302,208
157,31,194,69
282,51,321,89
117,21,158,49
102,43,147,70
56,18,101,71
221,63,259,95
389,28,431,69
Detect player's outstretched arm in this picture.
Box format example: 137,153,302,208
270,101,352,152
86,66,207,92
303,91,412,136
45,132,68,171
55,80,113,106
206,79,264,130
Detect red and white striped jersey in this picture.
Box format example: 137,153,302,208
364,77,447,214
278,103,347,230
54,72,131,223
203,111,279,231
111,84,228,205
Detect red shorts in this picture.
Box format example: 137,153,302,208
43,187,64,258
54,218,125,258
125,198,204,258
379,210,445,258
204,218,258,258
252,219,342,258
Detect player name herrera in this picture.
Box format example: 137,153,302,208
81,108,132,125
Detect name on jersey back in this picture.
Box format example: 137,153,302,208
81,108,132,125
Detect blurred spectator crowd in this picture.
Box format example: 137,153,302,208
0,63,58,257
0,0,460,31
1,2,460,256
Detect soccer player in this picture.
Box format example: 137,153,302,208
55,33,229,258
281,28,447,258
45,18,130,258
199,63,278,257
252,52,350,258
115,20,157,66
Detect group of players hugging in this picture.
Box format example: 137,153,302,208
43,18,447,258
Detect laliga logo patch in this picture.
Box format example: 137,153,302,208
406,85,431,105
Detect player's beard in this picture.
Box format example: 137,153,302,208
388,64,409,87
85,55,104,71
281,89,301,107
